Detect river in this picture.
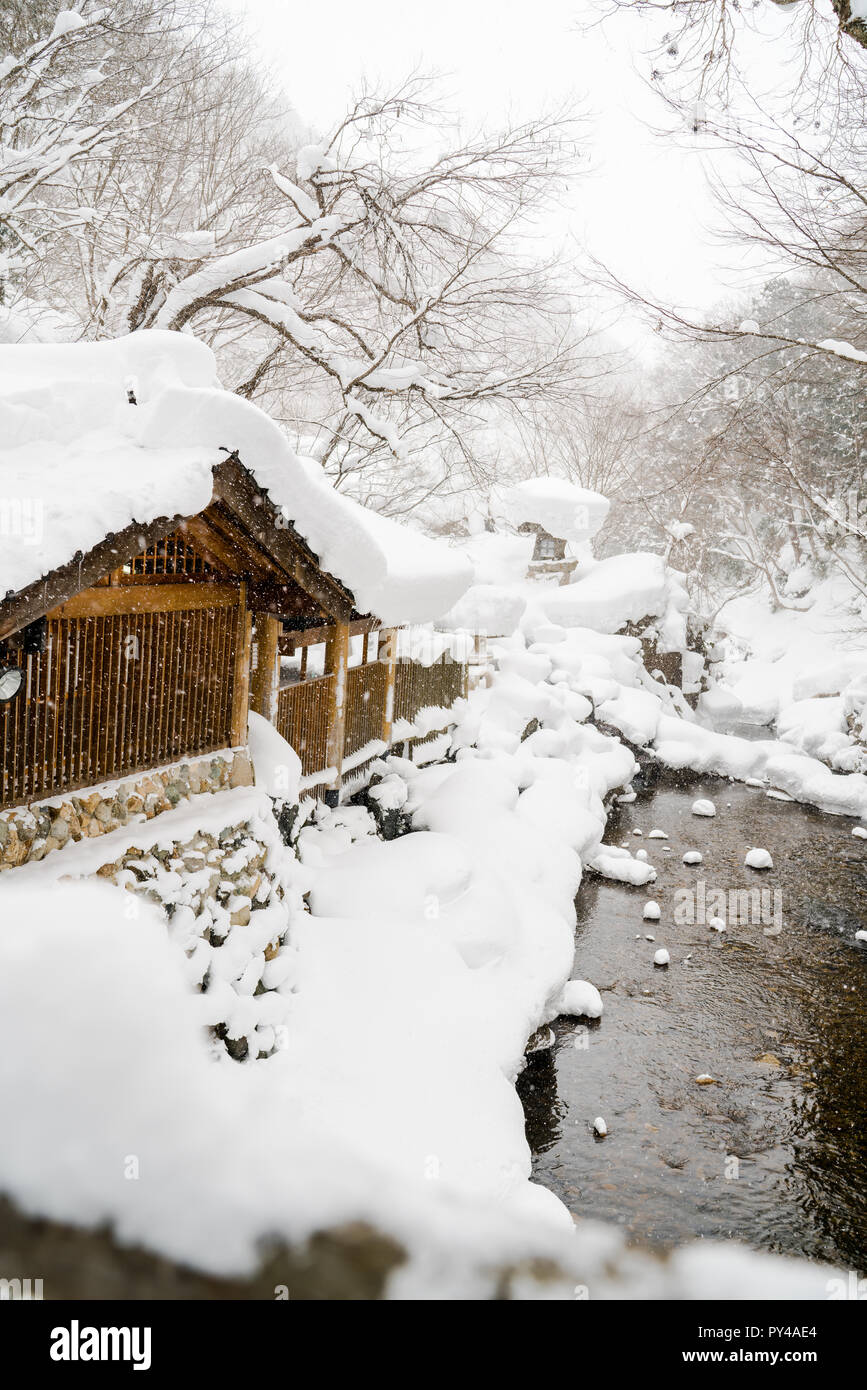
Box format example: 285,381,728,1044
518,775,867,1272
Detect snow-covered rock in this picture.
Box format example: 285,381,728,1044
691,798,716,817
745,848,774,870
558,979,604,1019
589,846,657,886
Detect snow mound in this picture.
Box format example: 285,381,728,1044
589,845,657,885
557,979,604,1019
540,552,689,650
438,584,526,637
247,711,301,802
745,848,774,870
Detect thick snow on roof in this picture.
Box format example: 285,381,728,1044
0,331,471,625
494,477,610,545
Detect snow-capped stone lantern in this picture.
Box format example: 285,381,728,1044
494,478,610,585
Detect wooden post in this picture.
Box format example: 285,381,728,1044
250,613,280,723
230,582,252,747
324,620,351,792
380,627,398,747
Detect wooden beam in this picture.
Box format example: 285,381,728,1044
202,502,288,580
380,627,398,746
177,515,253,578
324,620,351,790
47,581,240,621
0,513,185,642
212,456,355,622
246,578,323,622
250,613,280,723
278,616,379,649
230,582,252,748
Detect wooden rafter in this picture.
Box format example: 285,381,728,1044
211,456,355,622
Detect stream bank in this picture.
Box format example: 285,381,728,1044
520,775,867,1273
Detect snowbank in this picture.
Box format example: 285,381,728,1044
0,530,856,1296
539,552,689,650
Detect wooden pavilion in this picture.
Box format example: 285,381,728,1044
0,452,466,816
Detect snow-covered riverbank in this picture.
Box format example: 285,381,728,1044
3,551,862,1295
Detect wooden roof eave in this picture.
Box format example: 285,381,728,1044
0,513,185,643
211,454,355,623
0,453,359,643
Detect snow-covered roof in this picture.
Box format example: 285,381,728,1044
494,477,610,546
0,331,471,626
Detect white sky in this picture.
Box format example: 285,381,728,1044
228,0,785,320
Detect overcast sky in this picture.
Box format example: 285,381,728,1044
229,0,783,322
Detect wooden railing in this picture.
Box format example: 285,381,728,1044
274,673,334,777
393,655,467,727
1,606,471,810
1,604,239,811
344,660,388,760
274,654,467,785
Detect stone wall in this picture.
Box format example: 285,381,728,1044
92,811,299,1062
0,749,254,872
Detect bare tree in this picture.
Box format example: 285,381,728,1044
5,8,600,516
600,1,867,94
82,77,596,507
0,0,237,266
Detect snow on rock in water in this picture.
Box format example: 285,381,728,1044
592,1117,608,1138
683,851,703,866
709,916,726,932
589,846,657,886
745,848,774,870
653,949,670,967
855,931,867,944
853,827,867,840
648,828,669,839
557,979,604,1019
643,901,661,921
691,799,716,817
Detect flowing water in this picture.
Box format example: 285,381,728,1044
518,776,867,1272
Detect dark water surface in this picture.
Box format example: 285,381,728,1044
519,777,867,1271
